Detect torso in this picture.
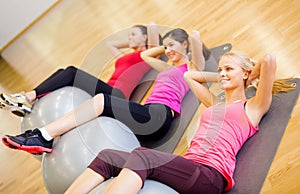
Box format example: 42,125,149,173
184,100,259,191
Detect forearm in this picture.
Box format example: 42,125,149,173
189,30,205,71
141,46,172,72
147,22,160,48
256,54,276,96
184,71,219,83
184,71,219,107
106,40,129,57
248,59,261,82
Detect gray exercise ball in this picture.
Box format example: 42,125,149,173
90,178,179,194
21,86,92,131
42,116,141,194
20,86,92,160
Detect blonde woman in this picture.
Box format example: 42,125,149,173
65,52,295,193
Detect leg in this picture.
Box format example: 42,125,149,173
2,94,170,154
103,168,143,194
24,90,37,102
45,93,105,138
0,68,66,116
34,66,125,98
102,94,173,141
0,66,123,117
67,149,132,193
1,93,105,154
46,94,173,139
122,147,224,194
65,168,105,194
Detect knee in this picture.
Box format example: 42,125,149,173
94,93,104,105
93,149,116,164
131,147,148,156
93,93,104,115
65,65,78,73
97,149,115,159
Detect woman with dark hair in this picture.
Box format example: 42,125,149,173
2,28,206,155
0,23,159,117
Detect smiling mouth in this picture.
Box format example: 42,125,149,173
220,79,229,84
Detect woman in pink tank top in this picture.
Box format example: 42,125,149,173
3,28,208,151
64,51,295,193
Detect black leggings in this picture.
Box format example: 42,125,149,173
102,94,173,141
34,66,125,99
88,147,225,194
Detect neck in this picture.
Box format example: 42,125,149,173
134,45,146,51
173,55,189,66
224,88,247,103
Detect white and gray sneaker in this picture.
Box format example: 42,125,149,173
0,92,33,117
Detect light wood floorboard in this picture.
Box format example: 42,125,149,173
0,0,299,193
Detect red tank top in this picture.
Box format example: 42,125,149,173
107,50,151,99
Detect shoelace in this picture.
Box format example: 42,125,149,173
23,130,35,137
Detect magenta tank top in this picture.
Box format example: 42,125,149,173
144,64,189,115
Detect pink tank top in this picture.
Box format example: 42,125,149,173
144,64,189,115
107,50,151,99
184,100,258,191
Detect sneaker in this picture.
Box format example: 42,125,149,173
2,128,53,155
0,97,25,117
1,92,32,113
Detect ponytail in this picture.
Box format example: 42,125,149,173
272,78,296,94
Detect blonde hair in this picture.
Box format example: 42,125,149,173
220,51,296,94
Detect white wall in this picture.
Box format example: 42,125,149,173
0,0,58,51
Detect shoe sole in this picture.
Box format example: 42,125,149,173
2,135,53,155
11,110,25,117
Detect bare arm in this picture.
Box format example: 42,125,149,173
140,46,173,72
147,22,160,49
184,71,220,107
246,54,276,126
106,40,129,58
188,30,205,71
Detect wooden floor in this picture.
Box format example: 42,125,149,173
0,0,300,193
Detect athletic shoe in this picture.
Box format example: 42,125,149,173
0,92,32,113
0,97,25,117
2,128,53,155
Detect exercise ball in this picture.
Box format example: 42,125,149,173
42,116,141,194
90,178,179,194
20,86,92,160
21,86,92,131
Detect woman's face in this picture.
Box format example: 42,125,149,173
218,56,248,90
163,37,187,63
128,27,147,49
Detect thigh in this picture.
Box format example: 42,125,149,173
153,157,224,194
124,147,224,194
88,149,131,179
35,66,102,97
72,68,124,97
102,95,172,140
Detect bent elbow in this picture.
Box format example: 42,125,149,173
183,71,192,82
